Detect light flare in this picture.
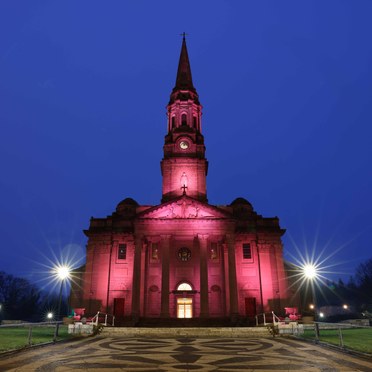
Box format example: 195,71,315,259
303,263,318,279
54,265,71,280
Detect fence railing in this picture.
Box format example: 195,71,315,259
295,321,372,354
255,311,280,326
89,311,115,327
0,321,66,351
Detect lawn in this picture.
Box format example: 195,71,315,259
0,325,72,352
302,327,372,354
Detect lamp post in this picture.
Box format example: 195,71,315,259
302,263,318,320
53,265,71,341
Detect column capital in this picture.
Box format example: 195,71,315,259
197,233,209,241
134,234,144,242
225,233,235,242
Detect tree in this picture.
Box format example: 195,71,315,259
0,271,41,321
354,258,372,309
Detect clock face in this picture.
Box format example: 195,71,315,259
179,141,189,150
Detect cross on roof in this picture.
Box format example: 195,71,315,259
181,184,188,195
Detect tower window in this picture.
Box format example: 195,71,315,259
193,116,197,128
171,116,175,129
118,244,127,260
242,243,252,259
181,113,187,126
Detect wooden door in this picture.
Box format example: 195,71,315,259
245,297,257,317
113,298,125,319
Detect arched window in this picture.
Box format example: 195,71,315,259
177,282,192,291
181,113,187,126
171,116,175,129
193,116,197,128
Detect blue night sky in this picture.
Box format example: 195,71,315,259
1,1,371,289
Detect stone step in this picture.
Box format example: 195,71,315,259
113,316,255,328
100,326,272,338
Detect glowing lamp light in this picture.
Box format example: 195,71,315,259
303,264,317,279
343,304,348,310
47,312,53,320
309,304,315,310
319,312,324,318
55,265,71,280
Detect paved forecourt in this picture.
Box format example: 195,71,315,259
1,335,372,371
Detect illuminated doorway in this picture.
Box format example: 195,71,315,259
177,298,193,318
176,282,193,318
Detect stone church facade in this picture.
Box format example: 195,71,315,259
70,37,290,323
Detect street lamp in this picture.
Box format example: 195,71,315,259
301,263,318,320
47,312,54,321
53,265,71,341
303,264,318,280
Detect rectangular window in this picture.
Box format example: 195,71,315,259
151,243,159,260
243,243,252,259
118,244,127,260
210,242,218,260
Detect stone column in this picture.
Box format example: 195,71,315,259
139,240,147,316
227,234,239,319
160,235,171,317
198,234,209,318
131,235,142,321
222,242,230,315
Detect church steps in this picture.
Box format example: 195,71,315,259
100,326,273,338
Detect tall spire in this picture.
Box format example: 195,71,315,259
174,34,195,92
162,35,207,203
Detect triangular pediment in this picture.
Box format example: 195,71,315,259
137,196,230,220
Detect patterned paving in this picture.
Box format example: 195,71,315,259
0,336,371,371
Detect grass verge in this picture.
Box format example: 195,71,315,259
302,327,372,354
0,325,72,352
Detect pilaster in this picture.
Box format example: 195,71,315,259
198,234,209,318
131,235,143,321
226,234,239,319
160,235,171,317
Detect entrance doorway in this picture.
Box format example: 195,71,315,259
177,298,193,318
113,298,125,319
245,297,257,317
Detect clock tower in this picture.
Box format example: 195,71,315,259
161,35,208,202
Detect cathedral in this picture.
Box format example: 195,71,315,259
70,37,290,323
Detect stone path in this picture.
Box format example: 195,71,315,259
0,336,371,371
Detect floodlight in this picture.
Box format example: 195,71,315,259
303,264,317,279
55,265,71,280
